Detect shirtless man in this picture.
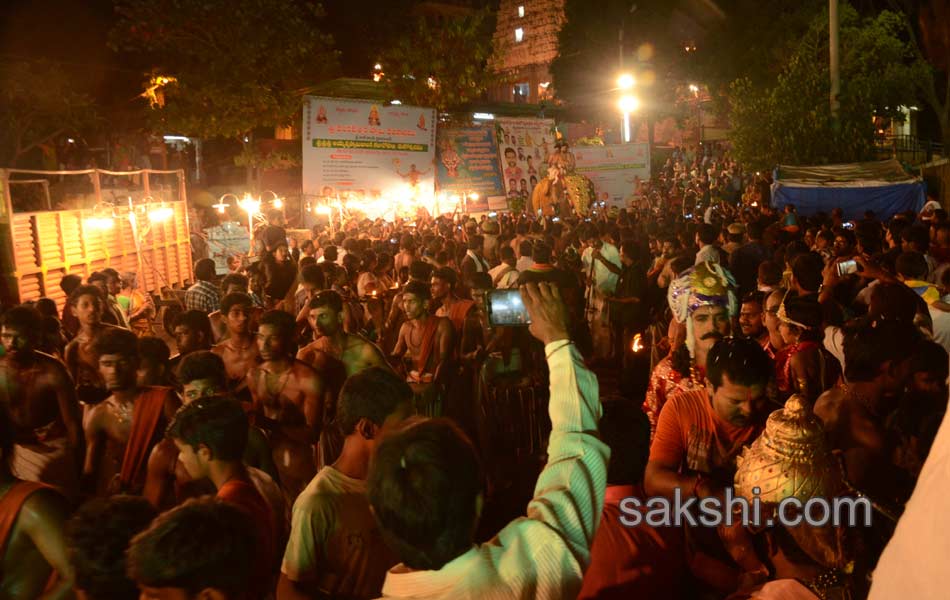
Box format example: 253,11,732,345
391,280,453,415
431,266,479,357
63,285,120,404
211,292,261,396
297,290,391,468
0,306,83,500
815,320,921,504
0,408,74,599
208,274,262,342
82,329,180,496
143,350,279,511
247,310,326,501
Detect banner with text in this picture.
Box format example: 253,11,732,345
302,96,437,205
494,118,556,208
436,124,505,212
573,143,650,207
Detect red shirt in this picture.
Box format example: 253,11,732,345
578,484,688,599
218,478,277,597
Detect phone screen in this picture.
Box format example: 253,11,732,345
487,289,531,327
836,259,858,276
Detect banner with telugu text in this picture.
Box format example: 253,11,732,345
435,124,505,212
573,143,651,208
302,96,436,204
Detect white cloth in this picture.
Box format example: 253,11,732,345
869,406,950,599
581,243,621,295
928,305,950,356
695,244,721,265
823,325,846,374
377,342,608,599
465,250,489,273
488,264,519,289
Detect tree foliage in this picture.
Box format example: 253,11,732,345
0,60,97,167
729,4,925,170
110,0,339,140
381,8,496,113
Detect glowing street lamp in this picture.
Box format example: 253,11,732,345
618,94,640,144
689,84,699,94
617,73,635,90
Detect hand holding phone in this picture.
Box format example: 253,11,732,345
836,259,858,277
487,289,531,327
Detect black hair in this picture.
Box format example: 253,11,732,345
901,226,930,251
171,310,213,342
706,337,773,390
259,309,296,340
177,351,227,389
93,328,139,361
782,294,823,341
66,495,157,600
219,292,253,315
600,403,651,486
101,267,120,281
309,289,344,313
698,223,718,245
432,267,457,288
338,367,412,435
323,245,339,262
367,419,483,570
220,273,249,292
869,282,920,324
742,291,767,308
532,241,552,264
896,251,928,280
409,259,434,282
35,297,58,319
908,340,950,380
0,305,43,342
127,498,255,596
300,264,326,288
757,261,783,287
844,320,921,382
194,258,217,282
167,398,248,461
137,336,170,366
791,253,824,293
519,239,534,257
60,273,83,296
404,280,431,301
69,284,104,307
499,246,515,262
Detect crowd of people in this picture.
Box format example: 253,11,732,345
0,142,948,599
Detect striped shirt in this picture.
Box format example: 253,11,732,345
184,280,221,313
378,342,608,599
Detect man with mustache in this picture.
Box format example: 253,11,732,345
645,337,772,593
643,262,737,435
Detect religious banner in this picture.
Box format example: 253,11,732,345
302,96,437,209
494,117,556,210
573,143,651,208
436,124,505,213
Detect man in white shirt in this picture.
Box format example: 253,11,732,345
487,247,519,289
367,282,608,599
581,226,621,361
695,223,721,265
279,368,412,600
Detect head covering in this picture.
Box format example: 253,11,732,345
667,261,738,357
734,395,851,570
921,200,941,216
776,290,819,330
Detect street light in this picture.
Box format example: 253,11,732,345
619,94,640,143
617,73,635,90
689,84,699,94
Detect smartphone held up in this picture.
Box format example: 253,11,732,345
486,289,531,327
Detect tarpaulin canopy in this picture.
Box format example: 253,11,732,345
771,159,926,221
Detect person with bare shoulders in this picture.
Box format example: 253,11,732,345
0,405,75,599
391,280,453,416
143,351,282,515
211,292,261,397
297,290,391,468
0,306,83,500
63,285,119,405
431,266,479,357
207,273,263,342
82,329,180,496
167,310,213,376
814,320,921,506
248,310,326,501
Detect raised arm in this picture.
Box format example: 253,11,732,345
48,360,84,477
519,283,609,570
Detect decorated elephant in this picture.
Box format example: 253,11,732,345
530,164,596,217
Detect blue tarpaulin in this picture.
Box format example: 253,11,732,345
771,159,926,222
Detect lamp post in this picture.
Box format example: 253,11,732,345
617,74,636,143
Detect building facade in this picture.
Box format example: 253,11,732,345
488,0,566,104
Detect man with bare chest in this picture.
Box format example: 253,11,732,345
0,306,84,500
211,292,261,398
63,285,121,404
392,281,453,415
82,329,180,496
815,321,920,503
0,409,75,598
248,310,326,501
431,266,479,358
